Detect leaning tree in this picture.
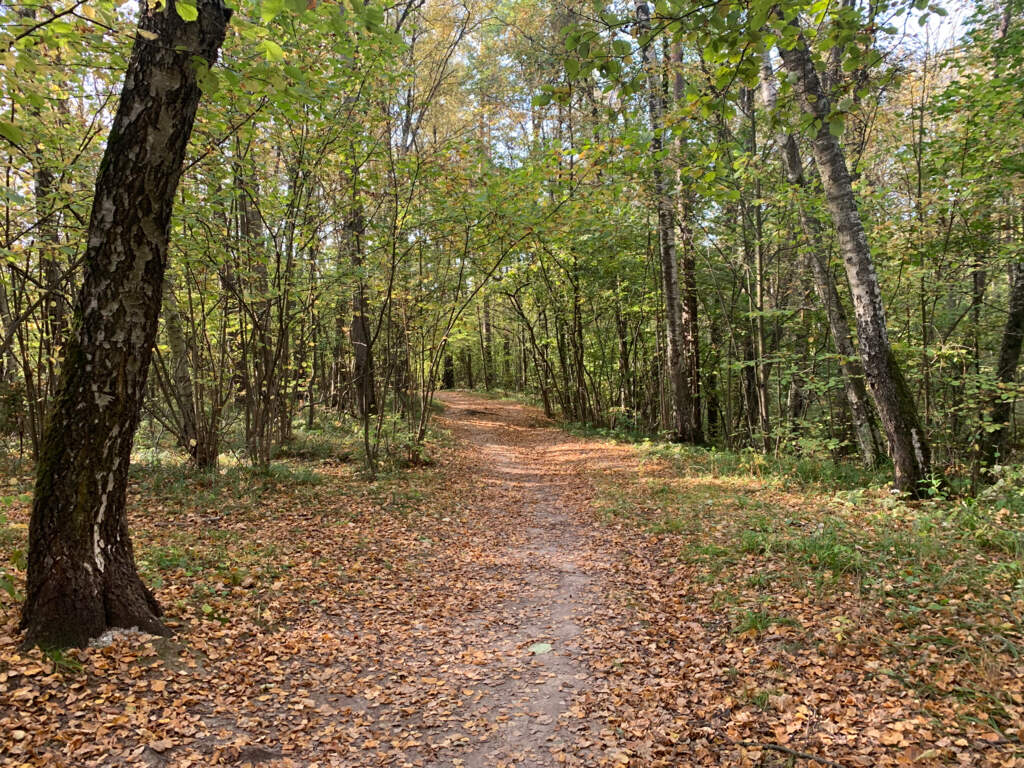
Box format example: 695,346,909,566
19,0,231,648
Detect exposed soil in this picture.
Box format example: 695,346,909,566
424,391,613,767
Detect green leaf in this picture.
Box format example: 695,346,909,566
528,642,553,655
196,63,220,93
261,0,285,23
259,39,285,61
175,0,199,22
362,4,384,29
0,122,25,146
611,39,631,57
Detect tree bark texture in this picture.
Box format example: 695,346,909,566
671,43,704,444
759,53,884,467
776,29,932,494
20,0,230,649
347,193,377,420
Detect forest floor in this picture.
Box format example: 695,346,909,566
1,392,1023,767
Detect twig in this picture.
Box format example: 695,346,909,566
973,737,1020,749
725,738,848,768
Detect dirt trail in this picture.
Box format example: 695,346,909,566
425,391,610,768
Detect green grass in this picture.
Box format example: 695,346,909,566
784,521,868,575
733,609,800,635
565,422,889,492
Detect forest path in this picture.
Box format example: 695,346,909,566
4,392,1015,767
421,390,615,767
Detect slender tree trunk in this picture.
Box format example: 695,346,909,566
570,263,592,421
348,186,376,420
481,294,494,389
975,7,1020,474
979,261,1024,469
162,273,205,465
760,53,883,466
741,86,772,449
671,44,704,443
614,295,632,415
306,311,317,430
637,0,699,443
463,347,474,389
20,0,230,649
19,6,69,442
0,276,20,384
776,28,932,494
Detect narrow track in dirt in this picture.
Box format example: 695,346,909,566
425,391,609,768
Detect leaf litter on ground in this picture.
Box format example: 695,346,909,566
0,392,1021,767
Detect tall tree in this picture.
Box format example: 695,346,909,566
670,43,704,445
973,0,1023,472
775,22,932,494
20,0,231,648
759,53,884,467
636,0,700,443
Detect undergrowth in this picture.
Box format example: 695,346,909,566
587,434,1024,733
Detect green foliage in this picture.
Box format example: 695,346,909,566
732,609,800,635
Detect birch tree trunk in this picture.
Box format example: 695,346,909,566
20,0,230,649
776,27,931,494
760,53,884,467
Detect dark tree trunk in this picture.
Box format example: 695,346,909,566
19,6,69,448
614,296,632,415
776,27,932,495
570,268,592,422
348,193,376,420
20,0,230,649
976,12,1021,473
481,294,494,389
739,86,772,451
706,365,722,440
979,262,1024,469
462,347,474,389
161,274,204,464
442,353,455,389
672,43,704,444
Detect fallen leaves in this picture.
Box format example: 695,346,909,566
0,393,1022,767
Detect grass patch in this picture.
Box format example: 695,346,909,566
784,521,868,575
565,422,889,492
583,432,1024,730
733,609,800,635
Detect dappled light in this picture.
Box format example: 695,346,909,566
1,0,1023,764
